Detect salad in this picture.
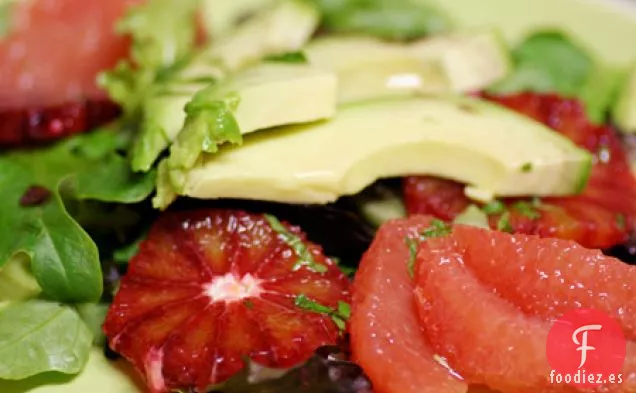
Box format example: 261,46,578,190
1,0,636,392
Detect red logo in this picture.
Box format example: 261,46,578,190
546,308,626,387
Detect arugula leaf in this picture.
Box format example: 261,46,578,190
0,129,156,302
511,201,541,220
490,31,593,97
264,215,328,274
0,300,93,380
313,0,451,41
98,0,200,117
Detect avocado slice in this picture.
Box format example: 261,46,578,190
303,30,511,103
200,0,275,39
412,29,512,92
198,0,319,73
155,96,592,207
613,65,636,133
157,62,337,197
130,0,320,172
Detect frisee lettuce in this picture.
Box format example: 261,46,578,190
0,128,156,302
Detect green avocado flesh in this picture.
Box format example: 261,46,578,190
157,96,592,205
304,30,511,103
614,66,636,133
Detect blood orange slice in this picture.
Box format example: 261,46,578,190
103,210,350,393
350,215,468,393
404,93,636,249
414,222,636,392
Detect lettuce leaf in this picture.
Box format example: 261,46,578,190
0,300,93,380
0,128,156,302
313,0,451,41
489,31,620,123
98,0,200,117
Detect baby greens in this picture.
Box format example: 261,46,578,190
0,128,155,302
0,301,93,380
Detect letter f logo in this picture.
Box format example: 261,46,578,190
572,324,603,369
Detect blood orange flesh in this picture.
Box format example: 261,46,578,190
103,210,350,393
404,93,636,249
349,216,468,393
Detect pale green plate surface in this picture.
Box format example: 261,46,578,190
2,0,635,392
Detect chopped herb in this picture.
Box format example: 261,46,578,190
243,299,254,309
531,197,543,207
512,201,541,220
616,214,626,230
264,51,308,63
521,162,533,172
264,214,328,274
422,219,452,238
496,211,514,233
294,294,350,332
482,200,506,215
405,237,418,278
404,219,452,279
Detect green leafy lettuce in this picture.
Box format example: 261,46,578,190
98,0,200,117
312,0,451,41
490,31,621,123
0,254,42,302
0,128,156,302
0,300,93,380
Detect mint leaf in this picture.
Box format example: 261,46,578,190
405,219,452,278
512,201,541,220
482,200,506,215
264,51,308,64
313,0,451,41
490,31,593,97
264,215,328,274
496,211,513,233
0,300,93,380
0,128,156,302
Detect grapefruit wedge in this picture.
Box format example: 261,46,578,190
103,210,350,393
404,93,636,249
350,216,468,393
414,223,636,392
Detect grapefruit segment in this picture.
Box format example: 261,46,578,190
413,222,636,392
450,225,636,341
0,0,140,109
404,93,636,249
350,216,468,393
414,232,562,392
103,210,350,393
